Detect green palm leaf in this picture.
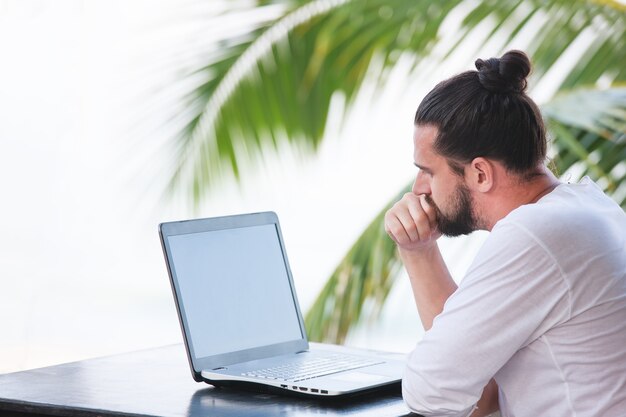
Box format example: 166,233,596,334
545,87,626,207
167,0,625,204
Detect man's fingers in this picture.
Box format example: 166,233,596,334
407,195,432,239
384,193,429,245
385,212,410,244
394,208,420,242
420,194,438,230
385,193,441,249
384,218,400,244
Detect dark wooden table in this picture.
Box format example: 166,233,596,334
0,344,413,417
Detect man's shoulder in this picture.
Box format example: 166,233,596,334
496,180,625,246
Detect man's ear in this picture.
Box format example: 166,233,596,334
467,157,494,193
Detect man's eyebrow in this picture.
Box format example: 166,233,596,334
414,162,432,173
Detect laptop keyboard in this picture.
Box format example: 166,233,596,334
242,353,384,382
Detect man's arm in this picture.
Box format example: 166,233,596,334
385,193,498,416
384,193,456,330
397,243,456,331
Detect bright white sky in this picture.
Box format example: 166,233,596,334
9,0,594,373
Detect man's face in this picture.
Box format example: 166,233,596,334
412,125,479,237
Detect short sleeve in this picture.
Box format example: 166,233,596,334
402,221,571,416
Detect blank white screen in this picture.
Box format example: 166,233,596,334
168,224,304,358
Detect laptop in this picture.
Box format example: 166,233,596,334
159,211,404,397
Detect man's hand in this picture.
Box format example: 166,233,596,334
384,193,441,251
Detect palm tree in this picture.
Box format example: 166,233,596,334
163,0,626,343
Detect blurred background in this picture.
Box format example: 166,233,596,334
1,0,624,374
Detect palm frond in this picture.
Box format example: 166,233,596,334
170,0,456,202
167,0,626,204
545,87,626,208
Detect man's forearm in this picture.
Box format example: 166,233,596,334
398,243,457,331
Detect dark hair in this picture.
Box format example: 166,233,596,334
414,50,546,177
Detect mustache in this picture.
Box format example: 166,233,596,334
423,194,438,211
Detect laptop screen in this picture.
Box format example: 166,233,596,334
166,223,305,359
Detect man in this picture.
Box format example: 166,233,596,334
384,50,626,417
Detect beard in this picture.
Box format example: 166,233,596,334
425,183,479,237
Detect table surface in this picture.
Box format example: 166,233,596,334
0,344,414,417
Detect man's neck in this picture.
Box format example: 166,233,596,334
482,168,560,231
527,180,560,204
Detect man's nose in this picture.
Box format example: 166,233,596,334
412,171,430,195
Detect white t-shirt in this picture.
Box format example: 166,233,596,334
402,178,626,417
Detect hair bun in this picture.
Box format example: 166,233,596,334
475,50,530,93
